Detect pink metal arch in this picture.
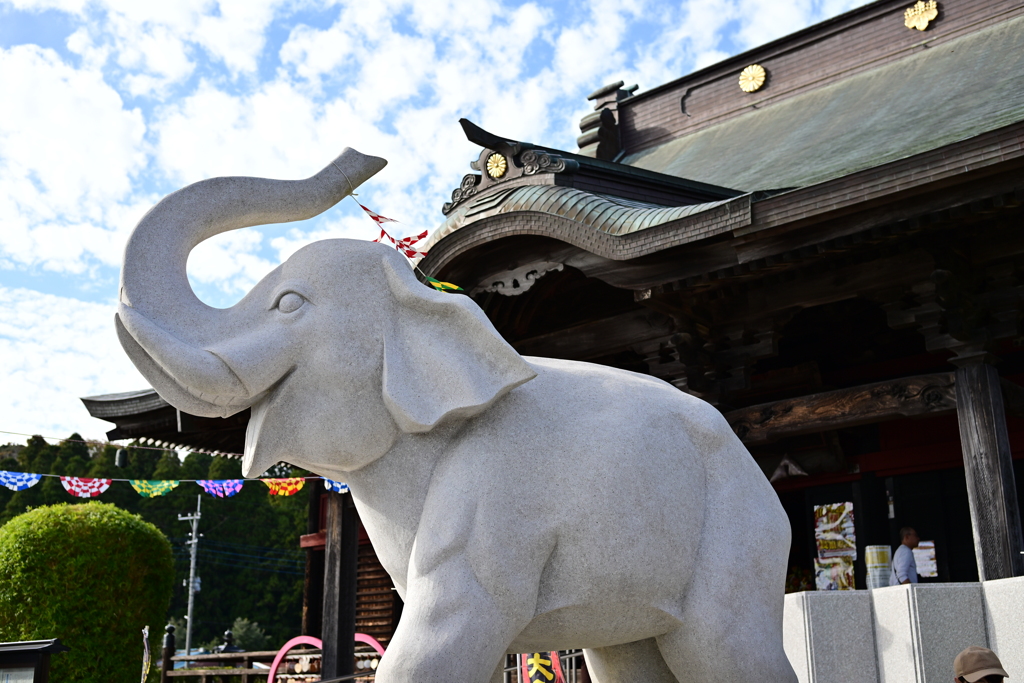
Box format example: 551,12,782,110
355,633,386,656
266,633,386,680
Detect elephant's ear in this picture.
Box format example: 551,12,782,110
381,256,537,433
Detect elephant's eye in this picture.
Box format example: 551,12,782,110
276,292,305,314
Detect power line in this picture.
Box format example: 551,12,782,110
175,548,304,569
172,537,306,558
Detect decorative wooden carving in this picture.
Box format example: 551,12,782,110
725,372,956,444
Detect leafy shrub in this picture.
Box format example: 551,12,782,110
0,502,174,682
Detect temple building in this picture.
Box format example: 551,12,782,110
84,0,1024,646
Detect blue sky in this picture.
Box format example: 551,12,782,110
0,0,866,443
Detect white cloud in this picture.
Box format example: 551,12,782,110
4,0,88,11
552,0,645,87
268,214,379,263
187,230,278,301
12,0,297,95
0,44,149,273
114,23,196,97
0,287,148,440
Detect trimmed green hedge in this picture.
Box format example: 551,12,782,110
0,502,174,682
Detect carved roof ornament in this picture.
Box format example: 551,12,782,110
470,262,565,297
738,64,767,93
442,119,580,215
904,0,938,30
576,80,637,160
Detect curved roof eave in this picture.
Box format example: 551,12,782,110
419,185,752,275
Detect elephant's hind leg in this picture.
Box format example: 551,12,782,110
583,638,679,683
652,430,797,682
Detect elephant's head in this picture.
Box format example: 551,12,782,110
116,149,536,478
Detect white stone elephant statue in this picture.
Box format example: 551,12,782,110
115,148,796,683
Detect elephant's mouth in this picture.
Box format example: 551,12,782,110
241,369,294,477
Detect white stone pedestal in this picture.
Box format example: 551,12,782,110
872,583,986,683
784,590,878,683
982,576,1024,678
783,578,1023,683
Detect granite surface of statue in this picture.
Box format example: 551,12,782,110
115,148,797,683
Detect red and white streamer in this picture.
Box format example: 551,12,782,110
360,204,428,258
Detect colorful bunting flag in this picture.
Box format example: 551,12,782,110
263,478,305,496
60,476,112,498
130,480,180,497
197,479,244,498
425,276,463,292
0,470,42,491
323,478,349,494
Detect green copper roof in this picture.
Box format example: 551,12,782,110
622,14,1024,191
421,184,736,255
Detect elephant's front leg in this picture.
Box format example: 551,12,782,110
374,559,533,683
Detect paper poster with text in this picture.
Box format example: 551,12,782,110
814,556,856,591
814,501,857,560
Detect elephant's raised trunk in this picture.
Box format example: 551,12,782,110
117,148,387,418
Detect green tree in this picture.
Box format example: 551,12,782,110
1,436,57,523
39,433,91,505
0,443,22,516
0,502,174,682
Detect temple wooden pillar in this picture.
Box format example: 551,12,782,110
954,360,1024,580
302,479,325,637
321,491,359,678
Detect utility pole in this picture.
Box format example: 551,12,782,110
178,495,202,657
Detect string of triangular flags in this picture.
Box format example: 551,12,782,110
352,199,462,292
0,469,349,499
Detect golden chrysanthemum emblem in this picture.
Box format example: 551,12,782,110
486,153,508,179
904,0,938,30
738,64,767,93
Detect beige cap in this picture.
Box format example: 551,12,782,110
955,647,1009,682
